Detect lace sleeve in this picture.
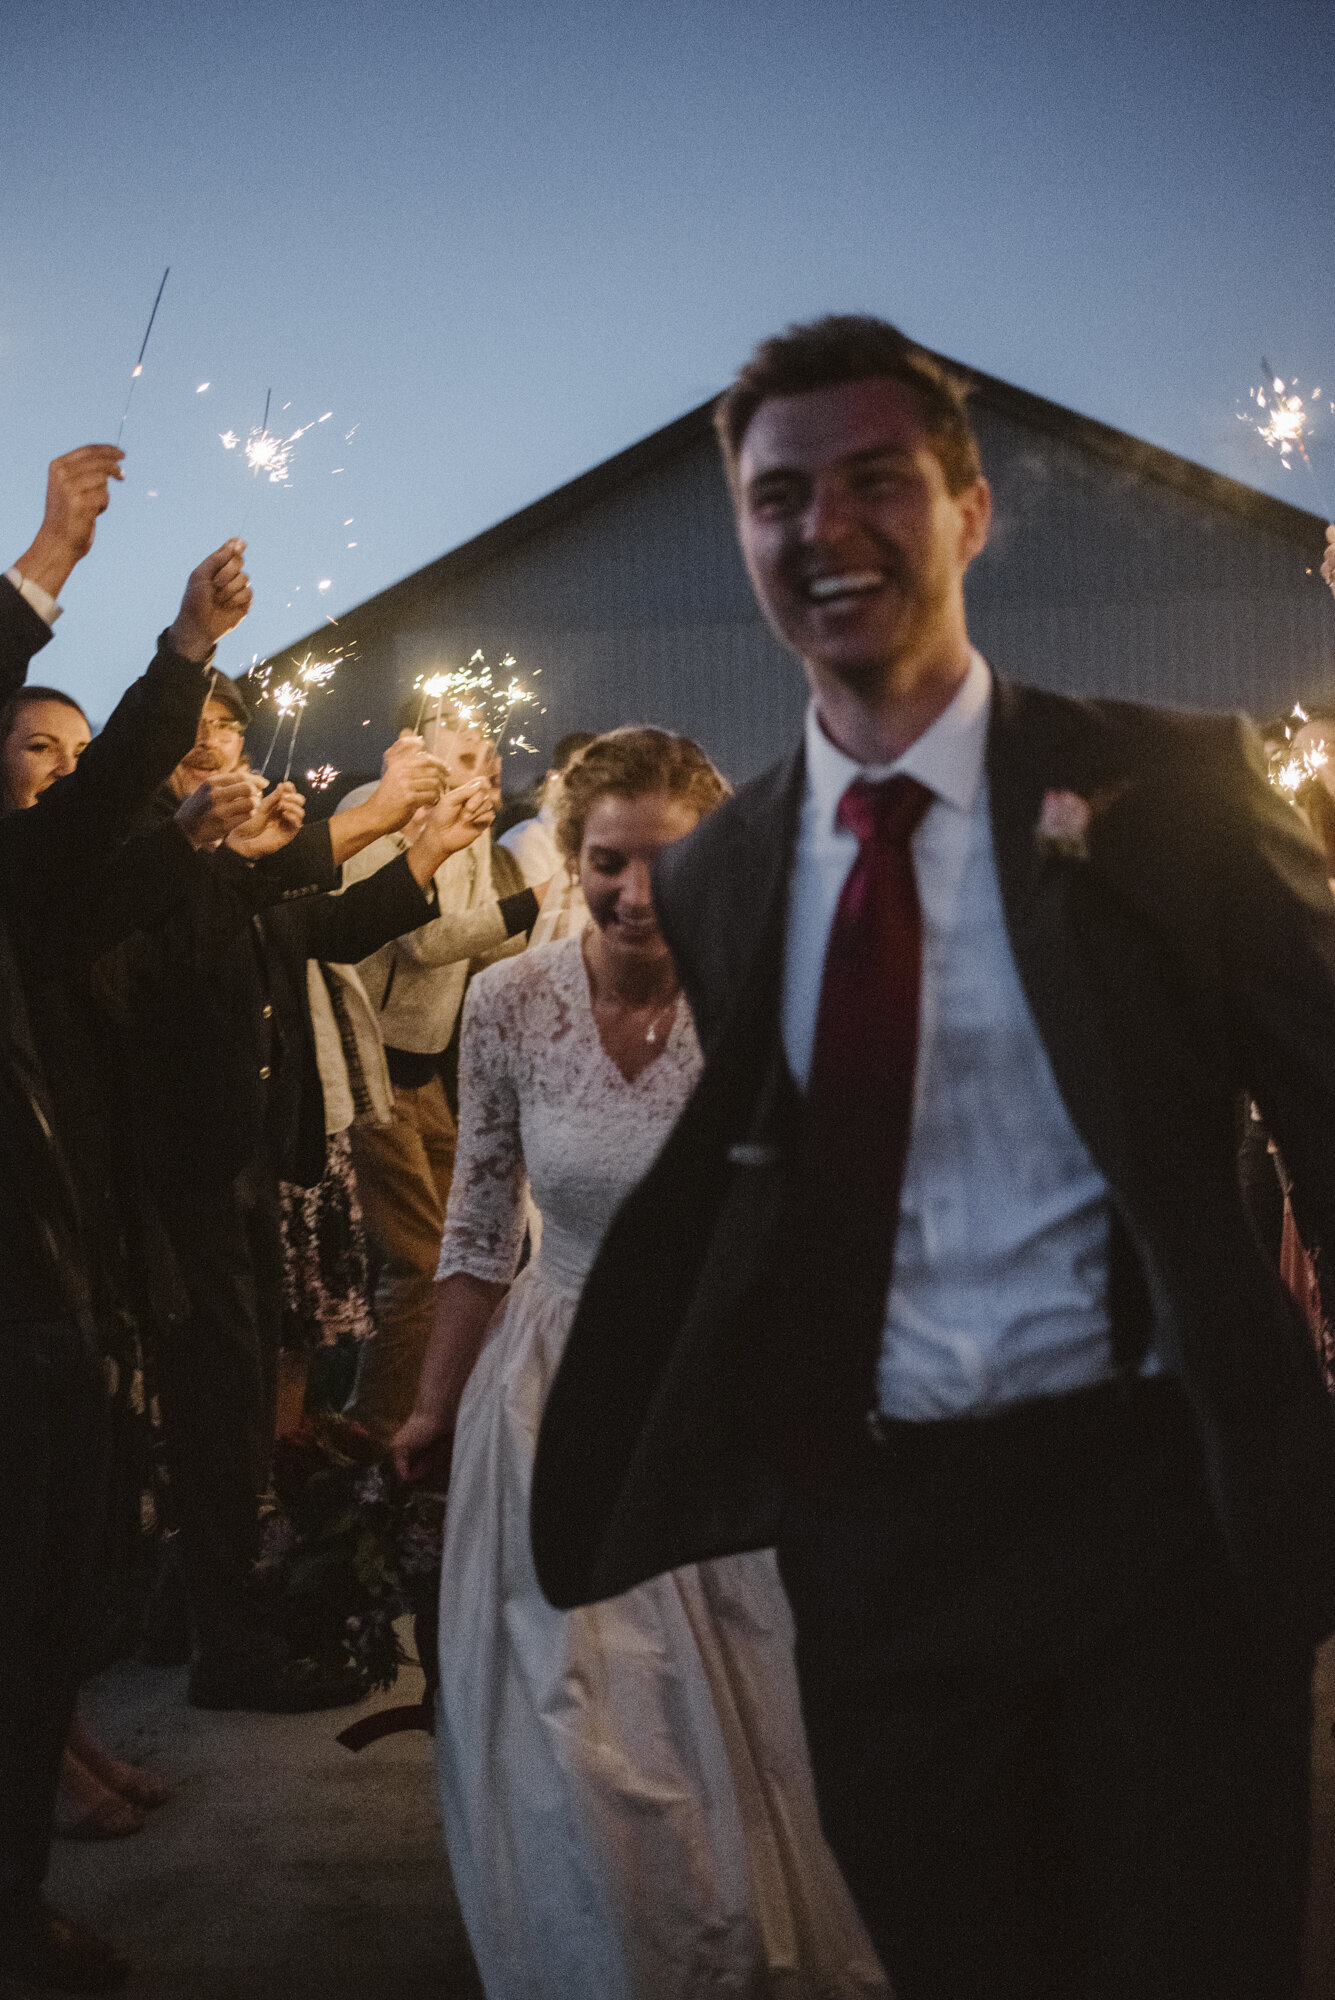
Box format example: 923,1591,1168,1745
435,972,528,1283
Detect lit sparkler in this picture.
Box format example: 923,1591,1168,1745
272,649,347,780
115,266,170,445
1268,703,1331,796
410,651,538,748
306,764,340,792
260,681,303,776
413,673,452,737
1239,360,1334,513
219,388,332,487
282,693,310,782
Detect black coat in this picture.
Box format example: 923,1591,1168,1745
120,806,436,1190
532,682,1335,1646
0,572,55,692
0,598,218,1319
0,578,76,1311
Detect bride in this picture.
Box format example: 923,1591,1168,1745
393,727,886,2000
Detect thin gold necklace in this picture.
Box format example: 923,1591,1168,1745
642,994,678,1045
583,936,678,1044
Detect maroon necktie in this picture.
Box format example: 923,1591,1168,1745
782,774,933,1466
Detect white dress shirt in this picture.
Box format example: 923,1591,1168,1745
4,568,61,626
499,805,561,887
782,652,1136,1420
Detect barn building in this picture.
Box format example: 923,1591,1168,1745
266,353,1335,796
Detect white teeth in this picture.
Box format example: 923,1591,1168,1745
807,572,883,600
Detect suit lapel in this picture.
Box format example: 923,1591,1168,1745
721,746,805,995
986,680,1139,1199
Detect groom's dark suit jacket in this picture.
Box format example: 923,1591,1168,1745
531,681,1335,1644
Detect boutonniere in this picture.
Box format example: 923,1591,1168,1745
1034,789,1093,861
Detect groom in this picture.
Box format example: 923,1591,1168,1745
531,316,1335,1998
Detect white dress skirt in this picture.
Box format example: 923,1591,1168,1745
434,936,888,2000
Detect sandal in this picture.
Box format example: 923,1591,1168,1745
65,1714,173,1809
53,1756,147,1841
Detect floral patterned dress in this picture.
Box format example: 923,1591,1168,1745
433,935,887,2000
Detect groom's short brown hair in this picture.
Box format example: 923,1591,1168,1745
714,314,982,496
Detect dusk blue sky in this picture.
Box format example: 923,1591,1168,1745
2,0,1332,720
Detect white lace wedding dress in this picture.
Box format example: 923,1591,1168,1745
433,935,887,2000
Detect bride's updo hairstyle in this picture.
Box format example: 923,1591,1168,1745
553,727,730,865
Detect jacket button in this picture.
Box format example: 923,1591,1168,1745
262,1004,273,1019
259,1065,271,1080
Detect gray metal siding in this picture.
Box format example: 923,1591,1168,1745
969,406,1334,715
304,411,1335,789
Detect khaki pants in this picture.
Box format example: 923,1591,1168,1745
347,1074,457,1442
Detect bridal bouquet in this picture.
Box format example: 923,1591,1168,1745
255,1413,446,1692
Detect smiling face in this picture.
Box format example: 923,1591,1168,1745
170,696,247,798
735,376,991,704
1,697,91,809
578,791,701,969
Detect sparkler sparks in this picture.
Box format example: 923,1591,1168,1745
1268,704,1332,796
246,641,350,778
1239,360,1333,512
296,652,342,691
306,764,340,792
259,681,303,777
219,398,337,486
410,651,538,747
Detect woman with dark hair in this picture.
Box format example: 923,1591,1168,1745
0,677,178,1838
0,686,91,812
394,727,885,2000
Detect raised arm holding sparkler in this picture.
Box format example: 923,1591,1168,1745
401,779,501,886
326,731,471,868
166,538,253,664
8,445,125,607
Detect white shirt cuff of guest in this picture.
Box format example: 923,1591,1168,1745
4,568,62,626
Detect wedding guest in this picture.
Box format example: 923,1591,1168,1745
273,959,391,1429
533,317,1335,2000
394,728,885,2000
497,731,596,885
337,714,543,1442
0,668,178,1845
0,688,91,810
0,506,249,1995
266,777,499,1437
118,701,484,1711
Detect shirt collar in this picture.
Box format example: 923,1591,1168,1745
803,649,992,832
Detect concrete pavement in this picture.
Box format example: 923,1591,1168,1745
42,1639,1335,1998
46,1650,482,2000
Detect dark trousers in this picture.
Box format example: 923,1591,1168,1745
150,1158,284,1667
0,1316,107,1911
776,1377,1313,2000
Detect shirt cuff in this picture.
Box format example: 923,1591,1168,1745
4,568,61,626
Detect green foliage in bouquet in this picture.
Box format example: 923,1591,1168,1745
255,1413,445,1692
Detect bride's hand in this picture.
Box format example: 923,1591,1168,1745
391,1409,454,1486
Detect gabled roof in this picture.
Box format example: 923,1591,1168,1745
278,349,1327,654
